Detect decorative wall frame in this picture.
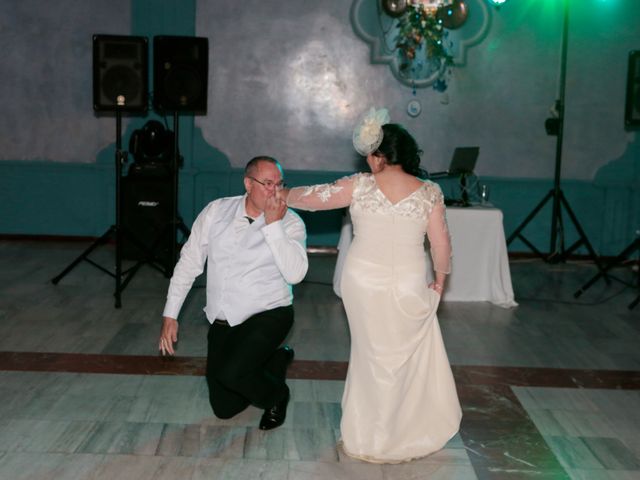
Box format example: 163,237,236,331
350,0,492,89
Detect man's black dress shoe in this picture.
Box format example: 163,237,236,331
282,345,294,365
259,386,290,430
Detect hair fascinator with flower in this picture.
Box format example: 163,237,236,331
352,107,391,156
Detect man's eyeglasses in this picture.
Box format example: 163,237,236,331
247,176,286,190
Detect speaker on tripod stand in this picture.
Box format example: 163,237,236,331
151,35,209,270
122,120,177,274
52,34,149,308
93,34,148,112
153,35,208,114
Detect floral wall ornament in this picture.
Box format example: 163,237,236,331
395,2,454,82
350,0,491,90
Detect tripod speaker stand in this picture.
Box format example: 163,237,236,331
52,34,179,307
51,103,153,307
152,35,209,268
506,0,606,277
574,237,640,310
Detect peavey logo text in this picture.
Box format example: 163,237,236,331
138,201,160,207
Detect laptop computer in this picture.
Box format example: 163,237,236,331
448,146,479,175
428,146,479,178
431,147,479,206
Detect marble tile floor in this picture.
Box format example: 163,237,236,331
0,239,639,479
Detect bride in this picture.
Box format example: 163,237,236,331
282,108,462,463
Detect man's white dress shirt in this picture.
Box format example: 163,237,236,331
163,195,308,326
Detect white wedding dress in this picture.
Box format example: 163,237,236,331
287,173,461,463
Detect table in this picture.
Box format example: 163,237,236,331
332,206,518,308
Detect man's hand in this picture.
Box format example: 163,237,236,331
159,316,179,356
264,194,287,224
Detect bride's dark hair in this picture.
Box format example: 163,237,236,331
373,124,427,178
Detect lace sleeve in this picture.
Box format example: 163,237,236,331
426,187,452,274
286,175,355,212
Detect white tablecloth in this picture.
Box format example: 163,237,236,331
332,206,518,308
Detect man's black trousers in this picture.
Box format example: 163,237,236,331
205,305,293,419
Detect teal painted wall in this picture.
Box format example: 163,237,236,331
3,157,637,256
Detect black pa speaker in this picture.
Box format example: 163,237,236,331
153,36,209,114
93,35,148,112
121,175,174,271
625,50,640,128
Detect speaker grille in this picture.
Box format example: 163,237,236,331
93,35,148,112
153,36,209,114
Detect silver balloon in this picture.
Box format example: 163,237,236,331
382,0,408,18
436,1,468,30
